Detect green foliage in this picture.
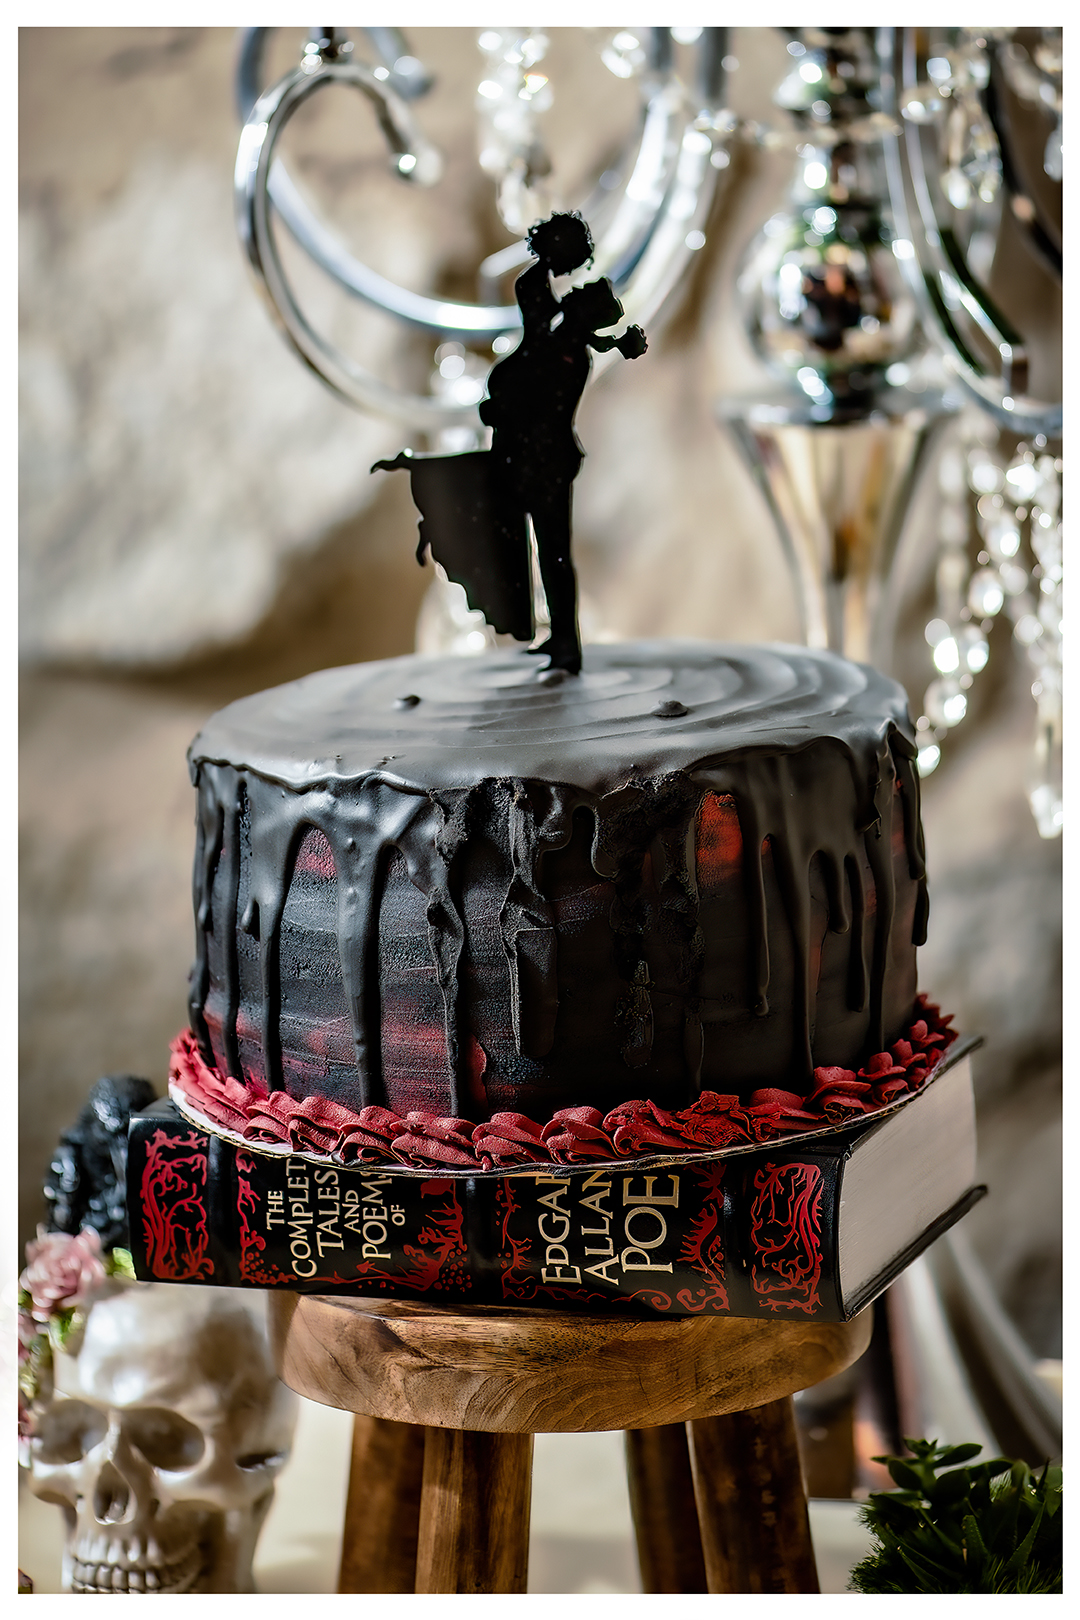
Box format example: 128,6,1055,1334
18,1333,50,1405
46,1304,86,1355
106,1246,136,1282
849,1437,1062,1594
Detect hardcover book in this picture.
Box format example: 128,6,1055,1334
127,1040,982,1321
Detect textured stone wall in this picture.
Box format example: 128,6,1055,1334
18,26,798,667
19,29,415,666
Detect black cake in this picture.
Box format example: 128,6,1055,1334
171,639,929,1155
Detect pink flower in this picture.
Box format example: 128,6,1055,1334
20,1227,106,1326
17,1309,38,1362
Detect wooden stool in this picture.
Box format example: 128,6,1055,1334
269,1294,871,1595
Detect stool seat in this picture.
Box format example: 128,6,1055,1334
270,1293,869,1432
269,1295,871,1594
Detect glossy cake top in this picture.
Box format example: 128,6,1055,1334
185,639,926,1126
189,640,915,795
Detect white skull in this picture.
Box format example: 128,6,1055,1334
27,1282,298,1593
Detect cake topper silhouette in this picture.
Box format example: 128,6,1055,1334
374,212,647,674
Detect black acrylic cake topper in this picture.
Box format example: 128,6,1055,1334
373,212,647,675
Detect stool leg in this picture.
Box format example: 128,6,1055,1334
415,1428,533,1593
687,1397,820,1594
625,1425,708,1592
337,1414,425,1593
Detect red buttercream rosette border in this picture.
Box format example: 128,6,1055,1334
167,997,956,1172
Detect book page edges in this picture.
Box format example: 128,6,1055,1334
837,1052,978,1307
841,1186,987,1320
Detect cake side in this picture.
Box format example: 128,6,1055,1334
185,641,926,1126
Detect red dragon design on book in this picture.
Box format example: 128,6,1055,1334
137,1127,213,1282
748,1161,825,1314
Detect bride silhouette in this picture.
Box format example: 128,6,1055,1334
480,213,647,672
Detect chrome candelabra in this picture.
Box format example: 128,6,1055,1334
719,26,1061,836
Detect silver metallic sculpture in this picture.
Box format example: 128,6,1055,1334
722,27,953,673
234,26,732,427
721,26,1061,834
26,1283,298,1593
881,27,1061,833
879,27,1060,439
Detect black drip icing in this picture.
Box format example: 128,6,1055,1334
187,642,927,1109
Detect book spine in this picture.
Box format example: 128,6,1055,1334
128,1118,233,1287
127,1109,847,1319
722,1149,844,1321
127,1116,483,1302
